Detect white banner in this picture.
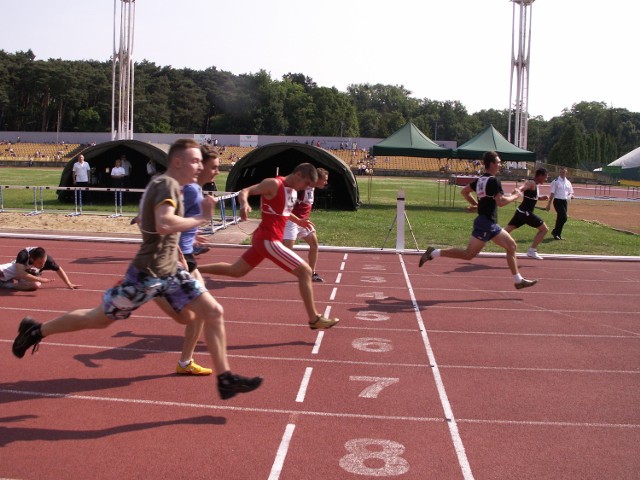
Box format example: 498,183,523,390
240,135,258,147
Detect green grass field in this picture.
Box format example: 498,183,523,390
1,166,638,256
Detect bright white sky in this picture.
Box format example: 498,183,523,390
3,0,638,121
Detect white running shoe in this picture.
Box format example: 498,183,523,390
527,249,543,260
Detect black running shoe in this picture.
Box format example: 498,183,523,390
12,317,43,358
419,247,436,267
193,246,210,256
217,372,263,400
311,272,324,283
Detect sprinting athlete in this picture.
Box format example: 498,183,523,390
504,168,549,260
282,168,329,282
419,151,538,290
199,163,339,330
12,139,262,401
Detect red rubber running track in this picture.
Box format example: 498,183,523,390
1,237,638,479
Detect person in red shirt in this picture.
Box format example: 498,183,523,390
199,163,339,330
282,168,329,282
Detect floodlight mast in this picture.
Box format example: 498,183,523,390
508,0,534,150
111,0,136,140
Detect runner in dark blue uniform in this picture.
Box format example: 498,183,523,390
419,151,538,290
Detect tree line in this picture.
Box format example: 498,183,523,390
1,50,638,169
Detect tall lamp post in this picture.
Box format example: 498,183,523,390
508,0,535,150
111,0,136,140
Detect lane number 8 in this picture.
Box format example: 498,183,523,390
340,439,409,476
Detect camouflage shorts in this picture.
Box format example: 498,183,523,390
103,264,206,320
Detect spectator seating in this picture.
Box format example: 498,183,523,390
0,142,83,162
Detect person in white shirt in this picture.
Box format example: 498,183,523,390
72,155,91,186
110,158,126,188
546,167,575,240
72,154,91,203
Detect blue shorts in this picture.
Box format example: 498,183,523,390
472,216,503,242
103,264,206,320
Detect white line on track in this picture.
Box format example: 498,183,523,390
329,287,337,300
268,424,296,480
398,253,474,480
2,339,637,374
311,332,324,355
335,272,342,283
295,367,313,402
2,389,638,429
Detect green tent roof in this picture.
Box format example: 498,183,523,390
454,124,535,161
371,122,452,158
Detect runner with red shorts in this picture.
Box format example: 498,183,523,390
199,163,339,330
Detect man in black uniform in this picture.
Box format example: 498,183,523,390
419,151,538,290
504,168,549,260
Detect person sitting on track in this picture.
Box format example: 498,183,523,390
198,163,339,330
418,151,538,290
282,167,329,283
0,246,81,291
11,139,263,401
504,168,550,260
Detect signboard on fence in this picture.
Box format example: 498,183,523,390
602,166,623,174
240,135,258,147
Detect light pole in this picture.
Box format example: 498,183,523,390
111,0,136,140
508,0,535,150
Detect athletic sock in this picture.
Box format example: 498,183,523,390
514,273,523,283
178,359,192,368
432,249,441,257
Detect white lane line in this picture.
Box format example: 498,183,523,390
340,261,346,270
311,331,324,355
329,287,337,300
268,423,296,480
343,253,348,261
398,254,474,480
296,367,313,402
3,389,638,429
335,272,342,283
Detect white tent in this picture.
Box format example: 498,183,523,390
608,146,640,169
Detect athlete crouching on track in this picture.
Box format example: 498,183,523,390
11,138,263,400
0,246,81,291
198,163,339,330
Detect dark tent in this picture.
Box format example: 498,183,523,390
58,140,168,202
454,124,535,161
371,122,452,158
226,143,359,210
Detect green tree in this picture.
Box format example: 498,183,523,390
548,119,587,167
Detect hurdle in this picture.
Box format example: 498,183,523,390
65,187,85,217
199,191,241,235
24,186,45,216
627,185,640,200
594,183,612,198
108,188,124,218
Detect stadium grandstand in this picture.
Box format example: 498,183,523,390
0,139,604,183
0,141,83,165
